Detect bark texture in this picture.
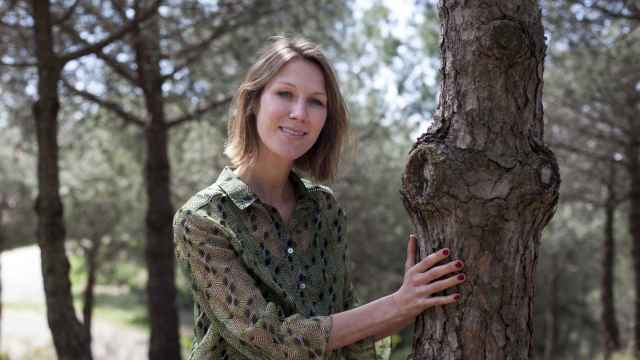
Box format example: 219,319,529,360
31,1,92,359
401,1,559,359
133,9,181,359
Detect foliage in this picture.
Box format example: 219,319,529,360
0,114,36,250
535,1,640,358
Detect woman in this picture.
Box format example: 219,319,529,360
174,36,465,360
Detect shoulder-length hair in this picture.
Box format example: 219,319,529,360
224,36,348,182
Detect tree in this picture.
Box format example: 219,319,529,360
400,1,560,358
0,1,157,358
544,2,640,354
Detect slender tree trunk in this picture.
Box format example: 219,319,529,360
627,138,640,357
133,8,181,359
401,1,559,359
31,1,92,359
82,236,102,341
602,160,621,359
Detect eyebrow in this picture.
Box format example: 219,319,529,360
275,81,327,97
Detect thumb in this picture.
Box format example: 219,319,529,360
405,234,417,271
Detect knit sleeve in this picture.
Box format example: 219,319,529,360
175,210,333,360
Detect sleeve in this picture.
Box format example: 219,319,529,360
174,209,333,360
336,206,391,360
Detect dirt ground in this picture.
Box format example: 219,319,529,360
1,246,148,360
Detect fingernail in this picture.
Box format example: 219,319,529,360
454,294,461,301
457,274,465,281
455,261,463,269
442,249,449,256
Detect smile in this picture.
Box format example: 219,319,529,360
279,126,307,137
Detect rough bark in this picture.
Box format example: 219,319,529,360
602,161,621,359
401,1,559,359
133,8,181,359
31,1,92,359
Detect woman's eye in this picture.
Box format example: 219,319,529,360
309,99,325,107
276,91,292,98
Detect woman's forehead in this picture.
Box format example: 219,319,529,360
268,59,326,94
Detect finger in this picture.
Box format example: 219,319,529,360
415,260,464,284
405,234,417,271
419,273,465,297
420,293,461,308
412,248,450,274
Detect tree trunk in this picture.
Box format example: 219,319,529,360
602,160,621,359
133,8,181,359
31,1,92,359
627,138,640,357
401,1,559,359
82,236,102,341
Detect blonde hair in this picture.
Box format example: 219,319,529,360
224,36,348,181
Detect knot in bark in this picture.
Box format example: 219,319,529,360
401,143,448,209
481,19,528,62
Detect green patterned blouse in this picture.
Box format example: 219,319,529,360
174,167,390,360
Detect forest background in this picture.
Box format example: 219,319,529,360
0,0,637,359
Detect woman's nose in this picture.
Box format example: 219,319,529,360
288,99,307,121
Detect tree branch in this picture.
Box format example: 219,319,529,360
62,78,146,128
108,0,130,22
167,96,232,128
548,140,629,166
59,23,138,86
0,59,36,67
59,0,160,63
51,0,80,26
160,3,287,82
550,93,632,137
560,192,602,207
545,108,628,149
0,18,29,30
589,0,640,21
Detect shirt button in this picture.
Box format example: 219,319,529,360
299,283,306,289
287,248,294,254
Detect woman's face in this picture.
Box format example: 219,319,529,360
255,59,328,164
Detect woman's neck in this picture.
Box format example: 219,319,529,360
233,154,295,207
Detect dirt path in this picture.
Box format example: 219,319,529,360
1,246,148,359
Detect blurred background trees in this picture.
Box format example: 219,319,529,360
0,0,638,359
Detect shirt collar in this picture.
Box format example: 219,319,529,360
216,167,311,210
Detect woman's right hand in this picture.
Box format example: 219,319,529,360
391,234,465,320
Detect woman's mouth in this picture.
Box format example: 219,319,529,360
279,126,307,137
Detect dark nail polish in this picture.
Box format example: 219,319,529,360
442,249,449,256
454,294,461,301
457,274,465,281
455,261,463,269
